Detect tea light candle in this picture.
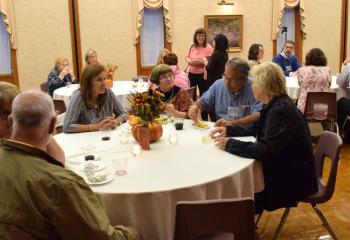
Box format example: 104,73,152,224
131,144,142,156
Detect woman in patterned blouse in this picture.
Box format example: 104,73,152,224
149,64,192,119
296,48,331,113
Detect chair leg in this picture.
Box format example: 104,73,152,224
255,212,263,227
272,208,291,240
311,203,338,240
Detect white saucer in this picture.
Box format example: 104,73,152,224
85,173,114,185
79,161,105,172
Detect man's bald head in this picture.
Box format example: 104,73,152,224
11,91,55,133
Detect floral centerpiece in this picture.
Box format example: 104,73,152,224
128,89,166,149
105,63,117,88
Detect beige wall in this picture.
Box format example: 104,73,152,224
172,0,273,71
303,0,342,73
13,0,344,90
78,0,136,80
14,0,72,90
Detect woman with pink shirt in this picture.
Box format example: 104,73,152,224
163,53,189,90
185,28,213,100
296,48,331,113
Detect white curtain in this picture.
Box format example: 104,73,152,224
0,13,11,74
133,0,172,44
276,8,295,53
271,0,306,40
140,7,164,67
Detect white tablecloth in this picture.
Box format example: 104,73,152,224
54,120,264,240
286,76,350,100
53,81,148,109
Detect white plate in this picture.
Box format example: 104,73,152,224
67,154,101,164
85,173,114,185
79,161,106,172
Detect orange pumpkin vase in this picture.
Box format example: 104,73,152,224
132,123,163,143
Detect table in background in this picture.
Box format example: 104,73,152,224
286,76,350,100
53,80,148,109
54,120,264,240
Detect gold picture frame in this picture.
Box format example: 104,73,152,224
204,15,243,52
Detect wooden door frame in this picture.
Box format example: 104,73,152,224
68,0,82,80
340,0,349,71
273,5,303,62
0,48,19,87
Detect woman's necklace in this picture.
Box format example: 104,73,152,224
164,86,174,103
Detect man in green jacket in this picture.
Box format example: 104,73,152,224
0,90,140,240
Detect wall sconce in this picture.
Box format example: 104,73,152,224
217,0,234,6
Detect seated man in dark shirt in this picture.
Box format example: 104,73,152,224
272,40,301,76
0,90,140,239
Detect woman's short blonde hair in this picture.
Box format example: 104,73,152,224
0,81,20,109
85,49,97,64
251,62,286,98
54,57,68,68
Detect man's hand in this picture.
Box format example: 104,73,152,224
188,104,201,121
215,118,233,127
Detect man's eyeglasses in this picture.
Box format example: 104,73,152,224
0,111,11,120
159,72,174,81
223,75,245,84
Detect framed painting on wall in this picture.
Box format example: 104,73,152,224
204,15,243,52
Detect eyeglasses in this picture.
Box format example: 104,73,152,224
159,72,174,81
223,75,245,84
0,111,11,120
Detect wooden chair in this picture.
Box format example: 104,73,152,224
40,82,48,93
174,198,256,240
304,92,339,134
53,99,66,115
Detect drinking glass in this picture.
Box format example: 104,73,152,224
201,129,212,144
174,118,184,130
168,132,179,145
131,144,142,156
113,157,128,176
81,145,96,157
100,127,112,141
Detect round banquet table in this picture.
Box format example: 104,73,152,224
52,80,148,109
54,120,264,240
286,75,350,100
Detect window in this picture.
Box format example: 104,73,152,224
140,7,164,67
0,14,11,74
276,8,295,53
136,7,171,76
